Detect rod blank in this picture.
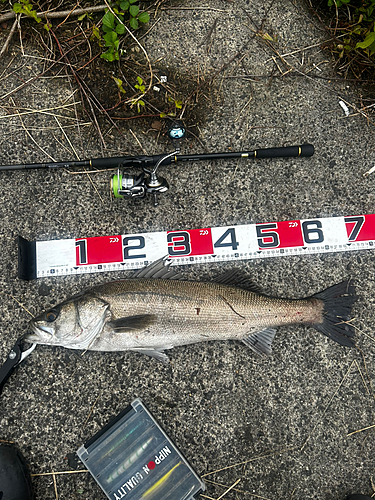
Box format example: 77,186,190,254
0,144,314,171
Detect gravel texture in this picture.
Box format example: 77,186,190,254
0,1,375,499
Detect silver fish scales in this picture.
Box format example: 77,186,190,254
26,258,356,363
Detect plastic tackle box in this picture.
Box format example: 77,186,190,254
77,398,205,500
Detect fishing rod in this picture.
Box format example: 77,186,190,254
0,122,315,205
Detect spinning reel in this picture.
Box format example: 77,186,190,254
110,123,186,206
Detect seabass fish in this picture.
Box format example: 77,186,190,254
26,258,356,363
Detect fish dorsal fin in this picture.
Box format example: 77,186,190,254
242,327,276,356
130,348,171,365
132,256,182,280
108,314,156,333
215,269,263,293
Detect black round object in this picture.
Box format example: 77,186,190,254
0,443,34,500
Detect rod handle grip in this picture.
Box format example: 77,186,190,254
255,144,314,159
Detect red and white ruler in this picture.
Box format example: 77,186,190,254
18,214,375,279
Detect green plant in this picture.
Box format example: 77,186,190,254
134,76,145,93
327,0,350,7
113,76,126,94
327,0,375,57
160,97,183,118
132,76,145,112
355,26,375,54
13,0,41,22
101,1,150,62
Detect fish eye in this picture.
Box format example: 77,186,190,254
45,307,60,322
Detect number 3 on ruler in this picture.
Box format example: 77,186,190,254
167,231,191,256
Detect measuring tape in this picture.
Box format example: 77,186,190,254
18,214,375,280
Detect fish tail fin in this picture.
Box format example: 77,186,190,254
312,280,356,347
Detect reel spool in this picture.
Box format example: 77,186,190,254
110,170,169,206
111,172,146,199
110,121,185,206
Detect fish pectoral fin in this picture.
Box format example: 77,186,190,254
214,270,264,293
242,328,276,356
130,348,171,365
108,314,156,333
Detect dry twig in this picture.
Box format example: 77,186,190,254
0,19,18,58
0,5,108,23
300,360,356,452
216,479,241,500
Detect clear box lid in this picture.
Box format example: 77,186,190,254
77,398,205,500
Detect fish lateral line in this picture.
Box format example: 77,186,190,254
218,294,246,320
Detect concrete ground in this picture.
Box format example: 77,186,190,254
0,0,375,499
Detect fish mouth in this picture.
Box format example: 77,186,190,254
36,324,54,335
25,323,54,342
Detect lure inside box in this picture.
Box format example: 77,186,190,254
77,398,205,500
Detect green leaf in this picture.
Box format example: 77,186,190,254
129,0,138,3
356,31,375,49
116,23,126,34
78,13,87,21
159,112,167,118
113,76,126,93
138,100,145,106
137,76,143,85
120,0,130,10
175,100,183,109
258,32,274,41
138,12,150,23
103,31,118,45
102,11,115,30
129,5,139,17
101,51,115,62
102,24,112,33
30,10,41,22
13,3,23,13
92,25,101,40
129,16,139,29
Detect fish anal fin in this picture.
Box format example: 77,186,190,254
215,270,263,293
242,328,276,356
130,348,171,365
108,314,156,333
